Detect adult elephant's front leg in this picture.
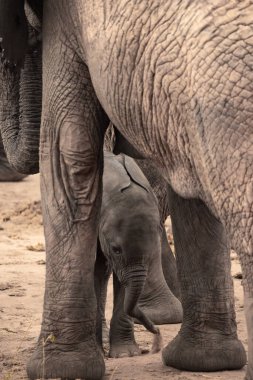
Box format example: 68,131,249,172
27,26,108,380
162,186,246,372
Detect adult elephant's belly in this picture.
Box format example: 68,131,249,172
89,64,201,201
84,6,204,201
89,62,201,201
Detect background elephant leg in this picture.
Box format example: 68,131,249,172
26,15,108,379
109,273,141,358
162,186,246,372
161,226,181,299
94,241,111,346
134,159,181,298
137,230,182,324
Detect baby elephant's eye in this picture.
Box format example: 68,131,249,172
111,244,122,255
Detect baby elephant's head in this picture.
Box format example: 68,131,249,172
100,187,161,281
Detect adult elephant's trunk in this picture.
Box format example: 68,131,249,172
0,39,42,174
124,266,159,335
0,134,27,181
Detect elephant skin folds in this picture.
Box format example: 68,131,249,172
0,0,252,379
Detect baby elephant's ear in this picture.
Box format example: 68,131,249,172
0,0,28,67
122,155,152,193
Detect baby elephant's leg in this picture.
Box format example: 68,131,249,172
109,274,142,358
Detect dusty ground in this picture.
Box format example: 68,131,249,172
0,174,247,380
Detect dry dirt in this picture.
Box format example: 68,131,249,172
0,174,247,380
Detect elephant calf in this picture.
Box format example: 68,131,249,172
95,152,182,358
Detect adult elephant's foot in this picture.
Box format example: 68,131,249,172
27,340,105,380
109,342,142,358
137,283,182,324
162,331,246,372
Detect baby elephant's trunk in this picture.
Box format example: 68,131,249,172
124,266,159,335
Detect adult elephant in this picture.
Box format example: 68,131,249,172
0,2,252,380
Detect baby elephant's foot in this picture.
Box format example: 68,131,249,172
162,332,246,372
109,342,142,358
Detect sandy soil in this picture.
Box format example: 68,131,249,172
0,174,247,380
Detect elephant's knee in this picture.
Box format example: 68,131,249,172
59,122,102,220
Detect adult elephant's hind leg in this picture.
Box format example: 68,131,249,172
162,186,246,371
26,25,108,380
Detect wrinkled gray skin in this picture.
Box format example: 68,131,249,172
96,152,182,357
0,1,252,379
0,2,41,175
0,136,27,181
135,159,181,296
